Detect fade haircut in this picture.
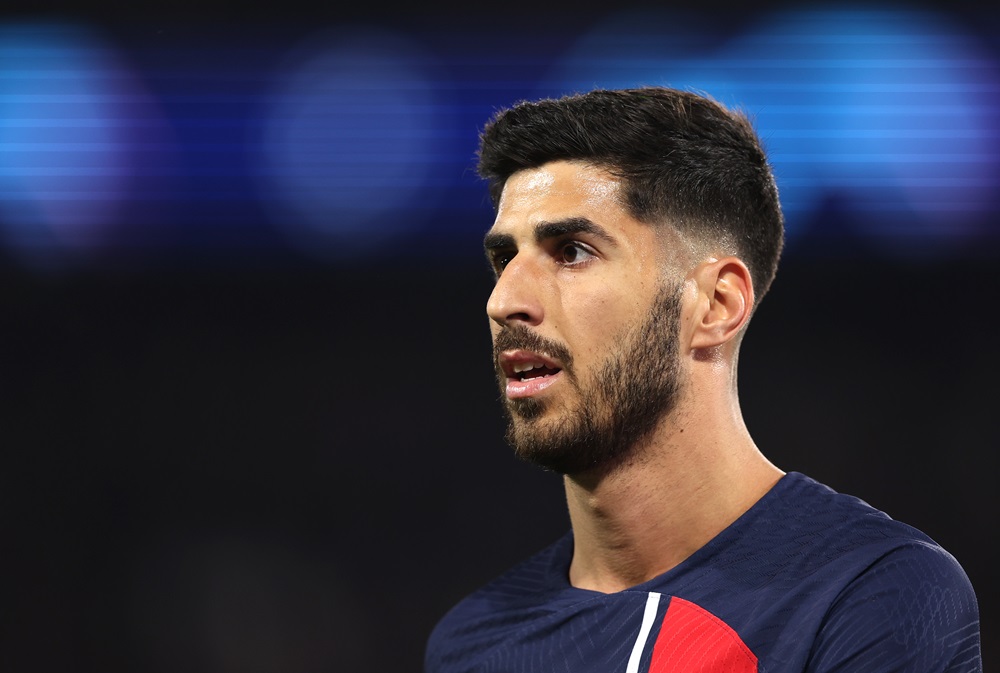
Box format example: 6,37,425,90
477,86,785,305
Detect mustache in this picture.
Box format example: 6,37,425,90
493,324,574,374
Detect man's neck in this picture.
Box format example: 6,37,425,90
563,406,783,594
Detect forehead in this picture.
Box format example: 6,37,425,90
492,161,625,231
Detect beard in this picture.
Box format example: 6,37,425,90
492,282,683,476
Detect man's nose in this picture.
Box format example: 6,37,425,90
486,254,545,328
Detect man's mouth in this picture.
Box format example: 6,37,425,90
511,361,561,381
499,351,564,398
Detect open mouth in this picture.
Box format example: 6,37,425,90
499,351,565,398
510,361,561,381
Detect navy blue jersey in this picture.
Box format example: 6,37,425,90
426,472,981,672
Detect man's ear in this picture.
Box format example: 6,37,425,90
689,257,755,350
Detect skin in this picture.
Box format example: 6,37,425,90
485,159,785,594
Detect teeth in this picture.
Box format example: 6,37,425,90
512,362,543,374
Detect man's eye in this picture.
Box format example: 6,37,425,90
492,252,513,271
560,241,594,265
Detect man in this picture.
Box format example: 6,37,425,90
425,87,981,672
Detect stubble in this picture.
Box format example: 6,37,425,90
493,282,683,476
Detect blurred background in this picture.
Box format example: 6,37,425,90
1,0,996,670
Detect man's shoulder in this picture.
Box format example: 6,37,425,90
745,471,945,556
784,476,982,671
652,470,966,600
424,532,577,672
720,472,981,671
427,532,573,631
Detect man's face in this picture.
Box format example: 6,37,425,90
484,161,687,476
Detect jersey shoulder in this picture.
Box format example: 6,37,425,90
692,472,982,672
424,533,575,672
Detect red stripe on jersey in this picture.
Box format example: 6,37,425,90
649,597,758,673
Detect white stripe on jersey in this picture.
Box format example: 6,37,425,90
625,592,661,673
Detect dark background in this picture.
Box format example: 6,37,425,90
1,0,996,671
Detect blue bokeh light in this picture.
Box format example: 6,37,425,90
0,21,173,268
255,25,457,261
545,4,1000,256
0,9,996,269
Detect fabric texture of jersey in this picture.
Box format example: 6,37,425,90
425,472,981,673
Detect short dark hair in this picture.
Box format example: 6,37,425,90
477,87,785,304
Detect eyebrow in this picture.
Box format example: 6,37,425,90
483,217,617,255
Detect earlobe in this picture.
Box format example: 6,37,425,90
689,257,754,351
